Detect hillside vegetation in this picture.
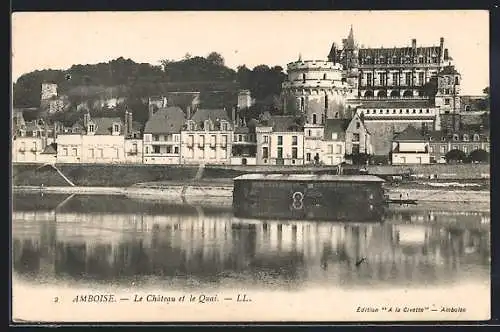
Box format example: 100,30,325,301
13,53,287,125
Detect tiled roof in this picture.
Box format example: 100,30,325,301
357,100,434,109
41,143,57,154
428,130,489,142
393,125,425,141
144,107,186,134
91,117,123,135
438,66,459,76
190,108,231,123
324,119,349,140
269,116,303,132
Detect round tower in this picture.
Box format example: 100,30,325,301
281,59,354,123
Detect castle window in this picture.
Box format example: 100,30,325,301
412,109,416,114
300,97,305,110
113,124,120,133
406,110,409,114
418,56,424,64
473,134,480,141
419,109,423,114
356,122,360,129
453,134,459,141
365,110,369,114
325,95,328,110
386,109,389,114
312,114,317,124
88,124,95,133
392,110,396,114
379,109,383,114
308,130,312,137
455,77,459,85
323,73,327,80
463,134,469,141
302,74,306,83
426,109,430,113
399,109,403,114
444,99,450,105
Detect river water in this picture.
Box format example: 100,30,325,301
11,193,490,322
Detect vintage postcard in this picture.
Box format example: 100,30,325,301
11,10,490,323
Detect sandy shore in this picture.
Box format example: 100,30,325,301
13,183,490,203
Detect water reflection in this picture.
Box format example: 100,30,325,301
12,194,490,289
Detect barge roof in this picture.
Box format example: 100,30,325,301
234,173,385,182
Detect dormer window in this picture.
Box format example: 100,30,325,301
453,134,459,141
88,124,95,133
473,134,480,141
113,124,120,133
221,121,228,131
332,132,338,140
463,134,469,141
204,120,211,131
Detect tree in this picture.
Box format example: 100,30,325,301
468,149,489,163
206,52,225,66
445,149,466,163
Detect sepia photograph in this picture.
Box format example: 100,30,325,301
11,10,490,322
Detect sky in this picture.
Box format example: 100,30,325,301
12,10,489,95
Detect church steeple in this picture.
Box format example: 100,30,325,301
346,25,355,49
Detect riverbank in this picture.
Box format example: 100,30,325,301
13,184,490,203
12,163,490,187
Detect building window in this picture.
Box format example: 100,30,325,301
292,147,298,159
356,122,360,129
99,149,104,157
88,124,95,132
277,136,283,145
166,146,172,154
238,135,242,142
72,148,77,156
153,135,159,141
386,109,389,114
324,95,328,110
336,144,342,154
153,145,160,153
445,99,450,105
473,134,480,141
145,146,149,154
453,134,459,141
332,132,338,140
277,147,283,159
323,73,327,80
430,146,434,153
352,133,360,142
406,110,409,114
463,146,468,153
174,146,179,154
392,73,398,86
302,73,306,83
292,136,298,145
312,114,317,124
463,134,469,141
262,147,269,159
419,109,423,114
306,153,311,161
308,130,312,137
418,72,424,85
132,143,137,153
328,145,334,154
366,73,372,86
426,109,430,113
113,124,120,133
405,72,411,86
412,109,416,114
263,135,269,143
88,148,94,158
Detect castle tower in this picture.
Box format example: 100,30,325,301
434,65,461,131
281,59,353,123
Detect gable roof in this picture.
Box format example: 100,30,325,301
144,107,186,134
324,119,349,140
393,125,425,141
41,143,57,154
91,117,123,135
190,108,231,123
268,116,302,132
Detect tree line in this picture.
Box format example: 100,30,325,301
13,53,286,118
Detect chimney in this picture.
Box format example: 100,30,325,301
186,106,191,120
232,107,237,127
83,112,90,129
128,110,133,135
412,38,417,50
444,48,449,60
124,110,129,137
148,104,154,119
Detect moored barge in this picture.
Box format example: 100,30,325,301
233,173,386,222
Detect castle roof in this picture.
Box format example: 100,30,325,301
357,99,434,109
358,46,442,59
